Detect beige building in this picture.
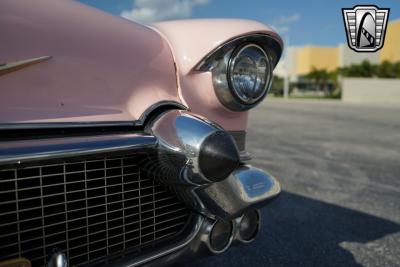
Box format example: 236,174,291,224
295,46,339,75
380,19,400,63
278,20,399,80
338,44,380,67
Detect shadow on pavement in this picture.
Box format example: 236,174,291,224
187,191,400,267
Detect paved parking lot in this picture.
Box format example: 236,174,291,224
190,99,400,267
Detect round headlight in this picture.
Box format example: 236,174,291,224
228,44,272,105
197,34,281,111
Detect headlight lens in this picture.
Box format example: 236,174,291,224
228,44,272,105
203,35,281,112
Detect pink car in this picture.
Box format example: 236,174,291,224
0,1,283,266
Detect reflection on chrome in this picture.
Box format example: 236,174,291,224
48,252,68,267
146,110,240,185
145,110,280,221
197,165,281,220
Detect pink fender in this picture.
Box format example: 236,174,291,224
0,0,179,124
153,19,282,131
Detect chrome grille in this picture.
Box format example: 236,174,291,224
0,154,191,266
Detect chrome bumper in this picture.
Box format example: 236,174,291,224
197,165,280,220
145,110,280,221
0,110,280,266
109,210,263,267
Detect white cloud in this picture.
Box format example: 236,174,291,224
271,13,301,34
273,13,301,26
121,0,210,23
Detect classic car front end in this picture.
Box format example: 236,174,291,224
0,1,283,266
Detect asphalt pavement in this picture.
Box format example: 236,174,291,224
187,99,400,267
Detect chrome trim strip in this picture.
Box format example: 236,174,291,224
0,56,51,76
194,33,283,72
0,133,157,165
0,101,187,130
0,121,139,130
138,100,188,123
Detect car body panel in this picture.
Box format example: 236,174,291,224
0,1,284,266
153,20,282,131
153,19,282,75
0,0,179,124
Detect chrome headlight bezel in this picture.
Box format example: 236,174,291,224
227,43,273,106
195,34,282,111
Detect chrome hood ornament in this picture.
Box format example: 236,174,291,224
0,56,51,76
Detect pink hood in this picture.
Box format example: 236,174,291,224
0,0,179,124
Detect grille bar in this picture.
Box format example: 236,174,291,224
3,211,188,258
67,228,182,262
0,189,172,225
0,196,183,238
0,153,191,266
0,210,188,253
0,169,141,191
0,183,161,209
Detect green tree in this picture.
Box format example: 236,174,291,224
394,62,400,78
377,61,394,78
305,67,331,94
338,60,400,78
270,75,284,96
338,60,378,77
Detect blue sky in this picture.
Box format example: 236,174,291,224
79,0,399,46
